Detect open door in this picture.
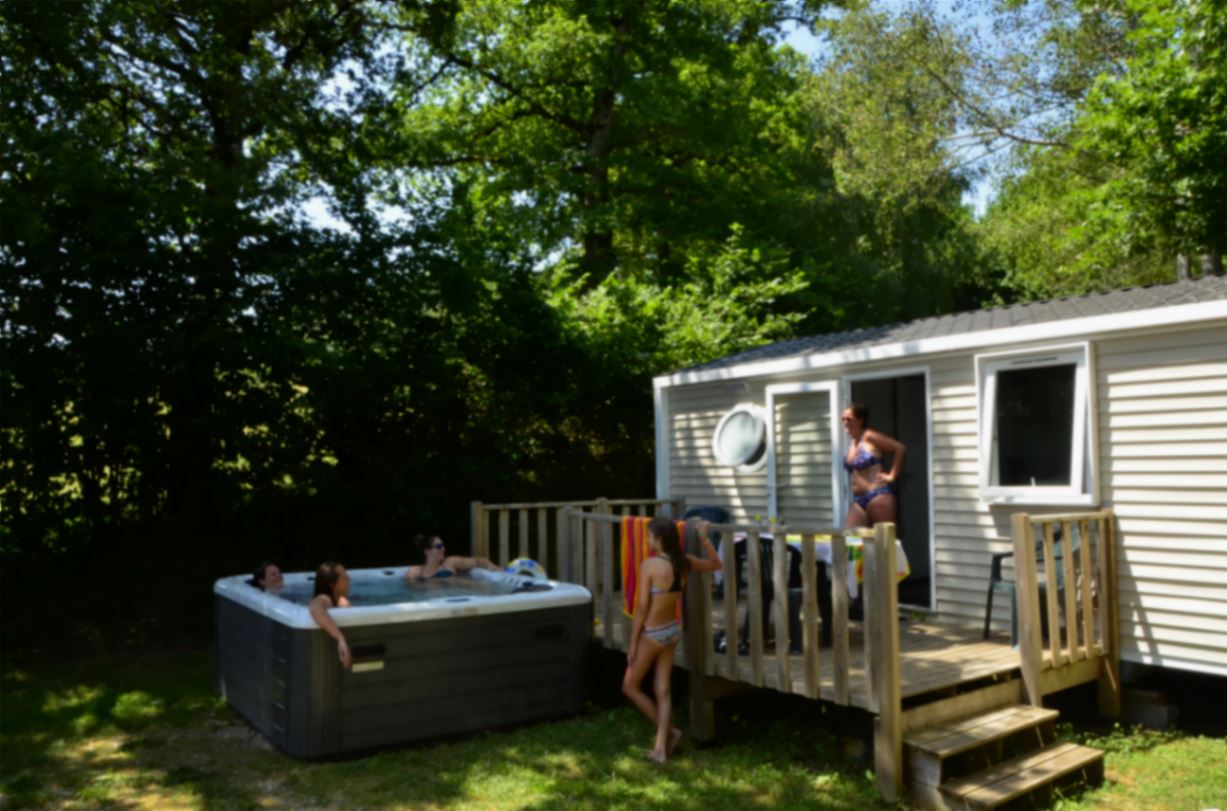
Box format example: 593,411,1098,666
846,373,932,609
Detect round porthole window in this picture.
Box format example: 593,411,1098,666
712,404,768,473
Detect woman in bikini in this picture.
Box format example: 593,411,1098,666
404,533,500,580
623,516,722,764
842,402,906,528
309,561,353,668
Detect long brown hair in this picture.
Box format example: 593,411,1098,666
648,516,689,582
314,561,346,599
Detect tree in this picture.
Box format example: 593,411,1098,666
971,0,1226,299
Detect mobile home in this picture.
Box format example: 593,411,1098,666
652,276,1227,678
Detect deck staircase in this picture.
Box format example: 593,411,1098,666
903,687,1104,810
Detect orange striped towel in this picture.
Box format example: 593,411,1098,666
622,516,688,621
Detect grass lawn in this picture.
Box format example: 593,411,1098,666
2,648,1224,810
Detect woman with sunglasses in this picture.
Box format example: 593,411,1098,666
842,402,906,528
405,533,500,580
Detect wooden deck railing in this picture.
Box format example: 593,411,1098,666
470,498,681,583
1011,509,1120,717
560,506,905,801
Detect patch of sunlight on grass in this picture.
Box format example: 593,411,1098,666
40,683,106,713
111,689,165,728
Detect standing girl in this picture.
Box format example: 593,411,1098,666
622,516,721,763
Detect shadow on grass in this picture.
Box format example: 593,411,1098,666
2,647,896,810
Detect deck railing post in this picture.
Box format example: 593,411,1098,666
498,509,510,567
1097,508,1121,718
601,510,615,649
771,532,792,692
800,533,820,699
870,522,902,803
470,501,485,559
1012,512,1044,706
831,532,850,706
585,515,599,640
557,508,571,583
683,520,715,741
746,529,765,686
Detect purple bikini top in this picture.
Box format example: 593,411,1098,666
844,442,882,472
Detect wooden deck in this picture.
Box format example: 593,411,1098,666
595,599,1021,711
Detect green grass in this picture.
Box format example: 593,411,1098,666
2,650,1224,810
1050,722,1227,810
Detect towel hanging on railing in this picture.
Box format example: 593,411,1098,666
620,516,687,621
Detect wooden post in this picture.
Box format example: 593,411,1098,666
1061,519,1078,661
601,515,615,649
684,520,715,741
518,508,529,560
585,517,598,638
872,523,902,803
498,510,510,567
864,538,879,713
1042,521,1063,666
470,501,485,559
1098,509,1122,718
800,533,820,699
746,530,765,687
1013,512,1044,706
832,533,850,706
721,531,739,678
537,507,548,570
557,509,571,583
772,532,791,692
596,497,609,597
1078,517,1094,657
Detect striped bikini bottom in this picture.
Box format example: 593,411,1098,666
643,620,682,646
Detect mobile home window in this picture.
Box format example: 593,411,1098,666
976,345,1096,505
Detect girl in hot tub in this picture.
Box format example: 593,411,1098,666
309,562,353,669
404,533,500,580
623,517,722,764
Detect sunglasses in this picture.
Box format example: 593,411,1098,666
432,542,445,550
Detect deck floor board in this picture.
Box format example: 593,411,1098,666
595,595,1020,710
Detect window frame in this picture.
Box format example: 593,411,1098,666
711,402,770,473
975,342,1098,506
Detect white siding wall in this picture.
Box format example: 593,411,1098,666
928,354,992,625
661,319,1227,676
774,392,837,528
1097,326,1227,676
666,380,771,522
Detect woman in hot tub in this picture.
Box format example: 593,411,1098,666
309,561,353,668
404,533,500,580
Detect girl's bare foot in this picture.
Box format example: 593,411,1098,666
668,727,683,756
645,749,668,764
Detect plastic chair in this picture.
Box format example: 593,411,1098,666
733,535,803,653
983,525,1075,644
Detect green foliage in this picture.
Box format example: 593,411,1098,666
1075,0,1227,255
0,0,1001,644
976,0,1227,299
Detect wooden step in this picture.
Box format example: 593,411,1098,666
939,742,1104,809
906,704,1059,791
906,705,1059,759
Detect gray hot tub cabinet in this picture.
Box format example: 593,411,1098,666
214,571,592,758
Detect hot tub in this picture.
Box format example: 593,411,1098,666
214,567,592,758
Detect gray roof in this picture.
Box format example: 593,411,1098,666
680,275,1227,374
